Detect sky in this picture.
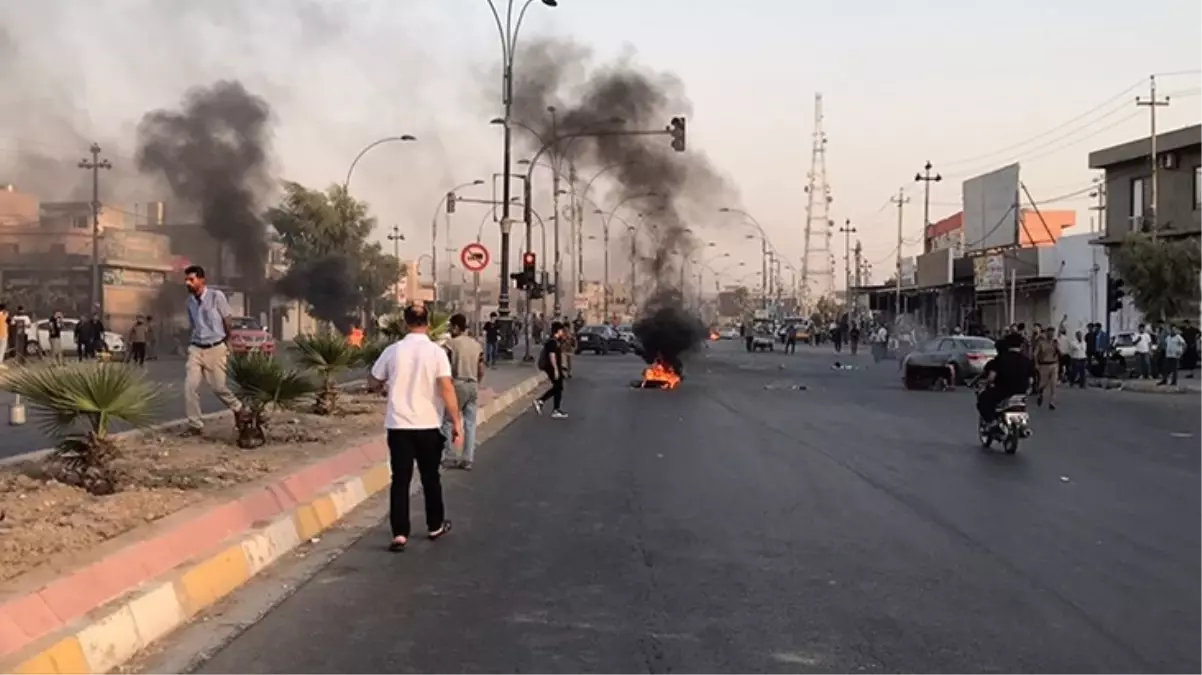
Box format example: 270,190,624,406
0,0,1199,294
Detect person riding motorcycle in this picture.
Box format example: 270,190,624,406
976,332,1035,424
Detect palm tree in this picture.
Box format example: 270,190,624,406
292,333,363,414
226,352,320,448
0,363,163,495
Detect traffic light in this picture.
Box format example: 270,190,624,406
510,271,527,290
446,191,456,214
1106,274,1126,313
668,116,686,152
522,252,537,287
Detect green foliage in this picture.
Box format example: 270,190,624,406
269,182,402,330
378,311,450,342
813,294,842,323
0,363,163,494
1110,233,1201,322
227,352,320,448
292,333,363,414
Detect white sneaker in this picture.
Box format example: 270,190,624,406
551,410,568,419
533,400,544,415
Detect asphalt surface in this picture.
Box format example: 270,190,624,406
195,340,1200,673
0,355,362,460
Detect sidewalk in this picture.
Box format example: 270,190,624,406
0,361,544,675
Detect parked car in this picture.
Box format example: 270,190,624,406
227,317,277,354
31,318,126,357
902,335,997,389
718,326,739,340
575,324,629,355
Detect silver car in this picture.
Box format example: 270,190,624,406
902,335,997,389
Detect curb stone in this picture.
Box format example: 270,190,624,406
1,372,544,675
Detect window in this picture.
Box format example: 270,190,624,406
1130,177,1145,228
72,215,88,229
48,243,66,255
1194,166,1201,211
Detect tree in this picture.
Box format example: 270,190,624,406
269,182,402,331
0,363,163,494
1110,233,1200,322
813,294,842,324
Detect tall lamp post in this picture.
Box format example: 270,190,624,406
343,135,418,192
485,0,558,353
719,207,773,309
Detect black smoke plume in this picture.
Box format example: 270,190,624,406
506,39,737,366
135,80,274,287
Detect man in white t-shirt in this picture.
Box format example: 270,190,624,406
1133,324,1152,379
369,302,463,552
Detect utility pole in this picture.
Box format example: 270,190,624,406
568,163,579,303
79,143,111,316
628,226,637,314
839,218,856,306
387,225,404,298
914,161,942,253
760,237,769,309
1090,178,1107,326
852,239,863,319
1136,75,1170,241
799,93,835,314
891,187,910,318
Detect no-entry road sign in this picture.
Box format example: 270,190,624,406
460,242,490,272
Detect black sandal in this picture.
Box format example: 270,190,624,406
428,520,452,540
388,538,407,552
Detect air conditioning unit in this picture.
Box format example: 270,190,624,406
1159,152,1178,170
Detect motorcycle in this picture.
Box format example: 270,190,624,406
978,394,1031,454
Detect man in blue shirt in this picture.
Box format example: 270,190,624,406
183,265,243,434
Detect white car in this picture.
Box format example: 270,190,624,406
718,327,739,340
34,318,126,356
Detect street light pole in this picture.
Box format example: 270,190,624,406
343,135,418,192
79,143,111,316
485,0,558,352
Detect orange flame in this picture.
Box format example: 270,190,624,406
709,330,720,341
640,358,682,389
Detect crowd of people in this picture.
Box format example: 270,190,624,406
0,303,157,366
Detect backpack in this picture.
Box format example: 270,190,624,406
537,342,551,371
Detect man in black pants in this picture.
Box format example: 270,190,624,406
368,302,462,552
533,321,568,419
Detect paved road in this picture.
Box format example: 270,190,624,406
195,341,1200,673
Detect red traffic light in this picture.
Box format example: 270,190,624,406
523,252,536,266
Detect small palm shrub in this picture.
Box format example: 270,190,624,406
226,352,320,448
292,333,364,414
0,362,163,495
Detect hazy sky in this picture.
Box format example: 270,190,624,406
1,0,1199,291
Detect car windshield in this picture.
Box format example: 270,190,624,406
230,317,263,331
956,337,996,351
581,326,606,334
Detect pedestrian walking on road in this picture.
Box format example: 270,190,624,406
47,311,64,364
1132,324,1152,379
73,317,88,361
368,302,461,552
182,265,244,435
1159,326,1185,387
441,313,482,471
849,324,861,356
0,303,9,367
483,312,499,367
1068,330,1088,388
11,306,31,363
1180,319,1198,376
128,315,149,366
533,321,568,419
1033,327,1060,409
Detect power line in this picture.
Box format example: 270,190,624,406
943,107,1139,179
935,79,1145,168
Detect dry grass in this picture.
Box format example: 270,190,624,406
0,390,385,584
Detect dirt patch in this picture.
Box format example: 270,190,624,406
0,390,385,584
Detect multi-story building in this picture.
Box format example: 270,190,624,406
1088,123,1201,329
0,187,174,331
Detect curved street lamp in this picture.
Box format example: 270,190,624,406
485,0,559,337
343,135,417,192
